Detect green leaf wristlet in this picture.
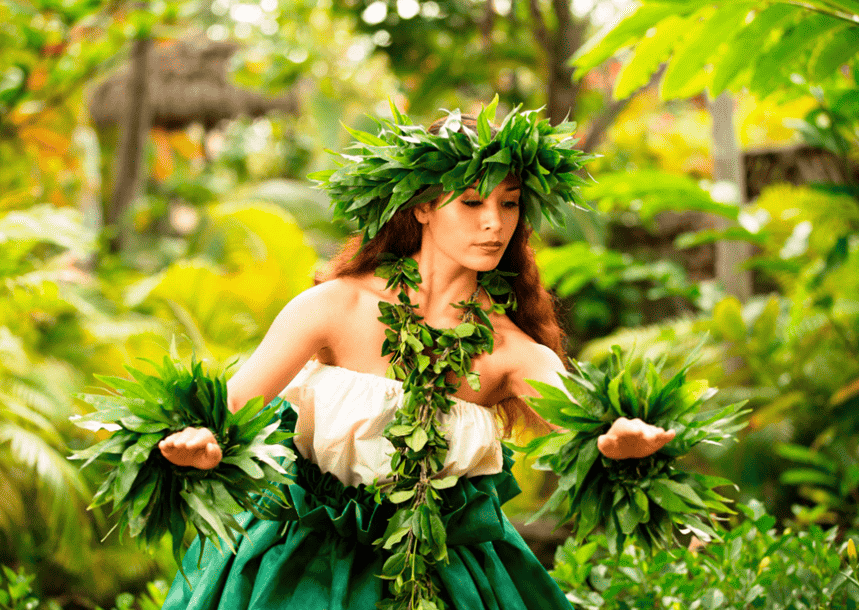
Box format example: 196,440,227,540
69,353,295,585
522,341,750,555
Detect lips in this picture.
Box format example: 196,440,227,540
475,241,503,252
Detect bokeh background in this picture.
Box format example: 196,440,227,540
1,0,858,607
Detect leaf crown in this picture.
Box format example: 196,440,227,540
309,95,598,242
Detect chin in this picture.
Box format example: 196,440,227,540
464,255,504,273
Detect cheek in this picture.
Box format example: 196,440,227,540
505,210,520,234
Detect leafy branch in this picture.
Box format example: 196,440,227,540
69,344,295,585
522,341,750,554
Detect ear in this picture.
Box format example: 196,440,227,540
413,202,432,225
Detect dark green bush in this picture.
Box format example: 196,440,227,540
551,501,859,610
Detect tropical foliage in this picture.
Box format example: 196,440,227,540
125,201,318,360
70,354,295,582
2,0,858,607
580,177,859,520
552,501,859,610
523,344,748,554
572,0,859,103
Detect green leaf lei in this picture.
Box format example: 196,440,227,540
69,351,295,585
309,95,597,242
371,254,516,610
522,342,750,555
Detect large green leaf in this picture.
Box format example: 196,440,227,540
773,0,859,20
810,22,859,81
709,4,797,96
573,0,859,101
571,3,707,76
749,12,844,97
614,14,687,99
659,3,757,100
0,205,96,258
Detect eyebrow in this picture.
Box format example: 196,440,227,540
463,186,521,194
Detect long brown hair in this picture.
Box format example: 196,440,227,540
318,115,567,436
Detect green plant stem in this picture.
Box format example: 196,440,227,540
826,310,859,358
777,1,859,25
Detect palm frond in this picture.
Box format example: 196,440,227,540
0,422,93,559
0,390,62,445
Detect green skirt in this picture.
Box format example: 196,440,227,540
162,401,571,610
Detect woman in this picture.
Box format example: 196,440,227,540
158,109,673,609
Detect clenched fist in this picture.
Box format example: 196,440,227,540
159,427,222,470
597,417,675,460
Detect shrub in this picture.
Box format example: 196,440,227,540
551,501,859,610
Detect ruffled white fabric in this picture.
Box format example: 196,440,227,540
280,360,503,487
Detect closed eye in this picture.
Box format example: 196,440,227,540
462,199,519,209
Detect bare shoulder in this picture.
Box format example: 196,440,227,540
320,272,394,300
297,272,393,338
262,278,360,344
491,316,567,398
491,315,561,369
227,278,367,410
290,275,376,313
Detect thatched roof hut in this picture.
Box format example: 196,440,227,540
743,143,858,199
88,35,299,130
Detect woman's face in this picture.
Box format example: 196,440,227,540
414,175,521,272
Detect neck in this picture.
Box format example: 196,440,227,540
409,251,479,326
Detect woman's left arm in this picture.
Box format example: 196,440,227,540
509,344,675,460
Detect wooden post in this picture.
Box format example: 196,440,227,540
709,91,752,301
107,34,153,253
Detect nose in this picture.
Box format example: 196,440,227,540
480,202,503,232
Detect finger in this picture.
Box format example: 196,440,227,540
638,420,661,434
160,435,181,450
180,427,201,442
597,434,617,453
178,427,206,448
161,431,180,445
190,428,213,447
610,418,633,435
165,430,187,448
634,421,654,435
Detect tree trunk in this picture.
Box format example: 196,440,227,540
106,35,153,253
546,0,585,124
710,91,752,301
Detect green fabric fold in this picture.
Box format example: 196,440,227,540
162,399,572,610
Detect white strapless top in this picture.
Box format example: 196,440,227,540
280,360,503,487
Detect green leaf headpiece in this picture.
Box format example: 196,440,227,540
310,96,598,242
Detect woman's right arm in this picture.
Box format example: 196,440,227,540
159,281,343,468
225,281,338,413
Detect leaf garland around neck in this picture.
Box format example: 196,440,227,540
369,253,516,610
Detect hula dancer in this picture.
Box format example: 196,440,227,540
153,100,675,610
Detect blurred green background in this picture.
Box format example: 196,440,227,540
1,0,858,607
